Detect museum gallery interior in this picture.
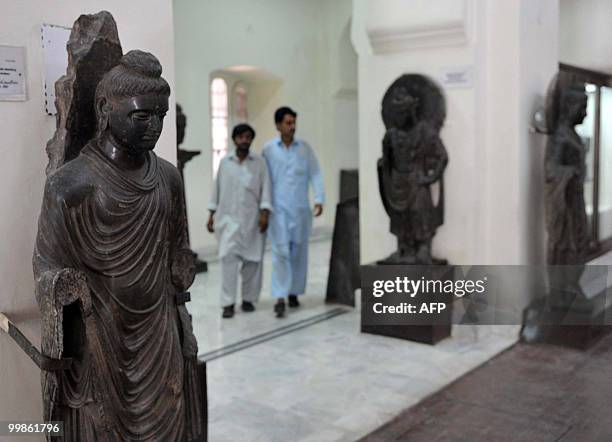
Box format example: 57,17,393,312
1,1,611,441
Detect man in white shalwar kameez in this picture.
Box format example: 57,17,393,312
208,124,272,318
263,107,325,318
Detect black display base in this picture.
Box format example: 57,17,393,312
361,263,453,345
376,255,448,266
521,293,612,350
325,197,359,307
361,323,451,345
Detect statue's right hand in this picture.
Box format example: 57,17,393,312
207,216,214,233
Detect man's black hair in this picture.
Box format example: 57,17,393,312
274,106,297,124
232,123,256,140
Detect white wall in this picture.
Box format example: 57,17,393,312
244,77,285,152
518,0,559,265
560,0,612,73
174,0,358,255
354,0,558,265
479,0,558,265
0,0,176,430
322,0,360,196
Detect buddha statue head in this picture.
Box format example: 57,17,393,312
94,50,170,158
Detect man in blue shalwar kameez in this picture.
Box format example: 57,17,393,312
263,107,325,318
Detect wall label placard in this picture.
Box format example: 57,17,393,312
0,45,26,101
41,24,71,115
439,66,474,89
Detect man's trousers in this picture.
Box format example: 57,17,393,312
221,254,263,307
271,241,308,298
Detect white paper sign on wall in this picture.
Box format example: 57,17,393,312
0,45,27,101
439,66,474,89
41,23,71,115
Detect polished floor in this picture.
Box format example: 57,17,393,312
188,238,519,442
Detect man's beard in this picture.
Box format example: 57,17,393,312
236,144,250,155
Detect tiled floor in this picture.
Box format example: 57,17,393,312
188,239,519,442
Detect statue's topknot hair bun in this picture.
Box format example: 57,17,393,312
120,50,163,78
94,49,170,134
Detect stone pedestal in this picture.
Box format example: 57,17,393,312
326,169,360,307
361,320,451,345
521,266,612,349
326,197,359,306
361,264,453,345
521,293,612,350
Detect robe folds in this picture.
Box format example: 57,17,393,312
33,142,205,441
545,126,588,265
379,125,447,242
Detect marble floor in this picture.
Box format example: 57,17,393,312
188,238,519,442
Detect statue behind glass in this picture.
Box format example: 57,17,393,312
544,79,589,310
545,82,589,265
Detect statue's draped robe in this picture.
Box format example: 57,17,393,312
33,142,203,441
545,126,588,265
545,125,588,306
379,124,447,243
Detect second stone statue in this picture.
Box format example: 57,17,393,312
377,74,449,265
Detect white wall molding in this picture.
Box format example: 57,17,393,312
366,0,470,54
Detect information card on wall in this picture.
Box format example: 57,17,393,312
41,23,71,115
439,66,474,89
0,45,27,101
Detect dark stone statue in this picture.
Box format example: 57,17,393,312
176,103,202,174
545,82,589,265
544,79,589,310
377,74,448,265
177,103,187,145
33,12,206,441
